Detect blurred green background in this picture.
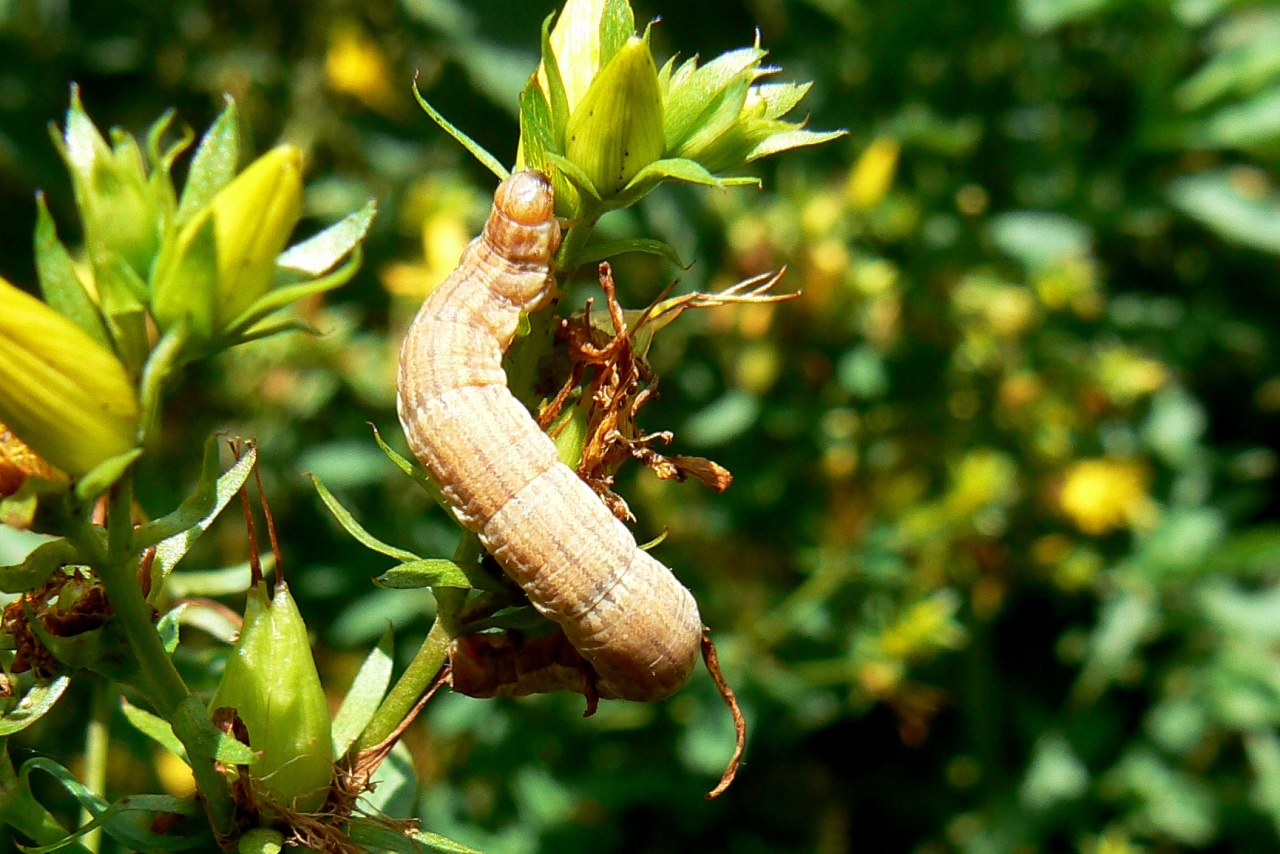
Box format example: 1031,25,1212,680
5,0,1280,851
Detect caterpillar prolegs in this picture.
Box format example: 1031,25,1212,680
396,171,703,702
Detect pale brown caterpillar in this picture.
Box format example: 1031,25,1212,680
396,171,702,702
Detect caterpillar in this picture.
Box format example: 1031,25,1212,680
396,170,703,702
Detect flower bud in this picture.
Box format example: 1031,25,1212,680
564,36,664,197
0,277,139,478
53,88,166,279
210,580,333,812
152,146,303,340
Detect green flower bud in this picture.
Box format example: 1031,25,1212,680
210,580,333,812
152,146,303,341
53,88,168,280
664,51,845,175
0,276,139,478
564,36,664,197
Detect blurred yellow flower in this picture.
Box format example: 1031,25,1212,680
879,592,966,660
325,22,400,116
846,137,900,211
1097,347,1168,405
1058,458,1155,536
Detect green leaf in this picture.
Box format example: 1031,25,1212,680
222,249,363,341
371,424,448,509
119,698,188,763
574,236,687,269
166,562,256,600
609,157,752,210
277,200,377,276
519,80,555,174
18,757,208,852
157,598,242,646
664,47,765,152
598,0,636,70
72,448,142,503
0,538,77,594
746,127,848,163
1169,169,1280,255
461,606,549,633
138,320,188,444
1194,89,1280,149
546,151,603,203
175,96,239,225
331,629,394,756
33,194,109,347
141,437,256,595
989,210,1092,269
363,740,417,818
540,11,571,150
309,472,422,563
374,559,477,591
0,675,69,736
347,820,483,854
412,79,509,182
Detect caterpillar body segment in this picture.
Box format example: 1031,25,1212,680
396,170,702,702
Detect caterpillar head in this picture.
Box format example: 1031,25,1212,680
484,172,562,306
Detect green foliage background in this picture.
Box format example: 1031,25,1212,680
4,0,1280,851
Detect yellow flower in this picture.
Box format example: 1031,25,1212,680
1058,458,1155,536
846,138,900,211
0,277,139,478
152,146,303,340
325,21,400,116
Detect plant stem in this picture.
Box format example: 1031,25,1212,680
80,473,236,838
79,679,114,853
351,535,480,754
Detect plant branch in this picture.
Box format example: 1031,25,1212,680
77,472,236,838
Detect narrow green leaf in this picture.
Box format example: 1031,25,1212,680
222,250,363,341
362,741,417,819
664,48,766,151
19,757,208,852
138,320,188,446
164,561,254,599
73,448,142,503
370,425,448,509
347,820,483,854
374,559,476,590
119,698,188,763
546,152,603,202
412,79,509,181
519,81,554,174
309,472,422,562
462,606,549,633
746,127,848,163
331,629,394,756
1170,169,1280,255
0,675,69,736
277,200,377,276
574,236,687,269
598,0,636,69
33,194,109,346
540,12,571,150
175,96,239,225
0,538,77,594
141,438,256,593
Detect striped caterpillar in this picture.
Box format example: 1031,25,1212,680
396,170,702,702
